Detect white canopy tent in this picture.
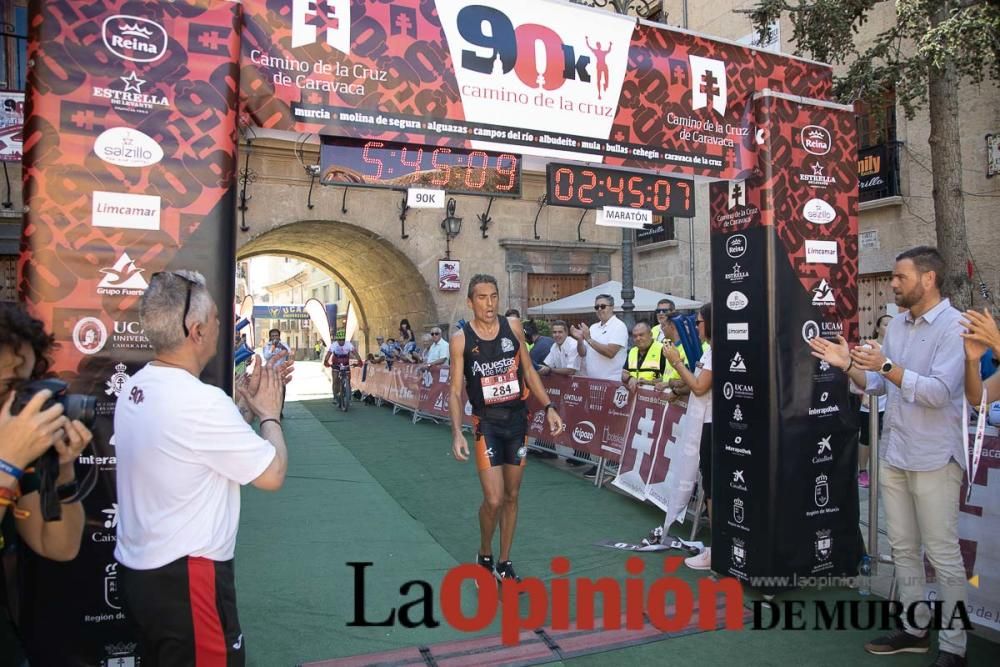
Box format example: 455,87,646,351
526,280,702,316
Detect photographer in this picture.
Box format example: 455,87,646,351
114,271,289,665
0,302,91,663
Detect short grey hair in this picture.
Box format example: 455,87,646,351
595,293,615,306
140,270,214,352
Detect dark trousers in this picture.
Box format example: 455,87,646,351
119,556,245,667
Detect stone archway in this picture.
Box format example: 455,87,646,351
237,220,438,350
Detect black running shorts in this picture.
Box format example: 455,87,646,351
473,416,528,471
119,556,245,666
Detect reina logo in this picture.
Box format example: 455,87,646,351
102,15,167,63
726,234,747,259
800,125,832,156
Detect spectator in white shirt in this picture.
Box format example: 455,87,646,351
423,327,450,367
539,320,580,377
571,294,628,381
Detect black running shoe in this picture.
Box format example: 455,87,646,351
476,553,495,578
863,630,930,655
495,560,521,583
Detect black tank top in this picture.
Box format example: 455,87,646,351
462,317,527,419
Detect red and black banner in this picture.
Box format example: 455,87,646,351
239,0,833,180
18,1,240,663
709,92,860,583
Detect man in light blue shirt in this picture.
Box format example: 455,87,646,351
809,246,967,666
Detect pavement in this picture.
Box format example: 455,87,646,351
229,361,1000,666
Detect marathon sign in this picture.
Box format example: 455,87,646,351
240,0,834,179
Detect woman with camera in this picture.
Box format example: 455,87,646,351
0,302,92,665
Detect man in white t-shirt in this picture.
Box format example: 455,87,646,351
539,320,580,377
114,271,290,665
570,294,628,478
423,327,450,367
571,293,628,381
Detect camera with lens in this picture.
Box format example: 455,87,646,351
9,379,96,521
10,378,97,427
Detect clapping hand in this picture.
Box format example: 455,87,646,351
961,308,1000,361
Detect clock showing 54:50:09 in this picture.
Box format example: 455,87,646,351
319,136,522,197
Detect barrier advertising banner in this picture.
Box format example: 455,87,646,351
240,0,832,179
710,91,860,584
19,1,240,663
959,428,1000,631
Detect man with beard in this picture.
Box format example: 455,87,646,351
808,247,967,667
449,275,564,584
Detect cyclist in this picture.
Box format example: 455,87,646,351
323,332,361,406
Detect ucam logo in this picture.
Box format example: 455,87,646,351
727,323,749,341
94,127,163,168
801,320,821,342
803,198,836,225
726,234,747,258
726,291,748,311
291,0,351,54
73,317,108,355
572,421,596,445
805,240,838,264
102,15,167,63
801,125,832,156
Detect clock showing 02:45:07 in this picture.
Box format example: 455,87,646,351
319,136,522,197
545,163,696,217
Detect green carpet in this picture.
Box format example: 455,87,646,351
232,398,1000,666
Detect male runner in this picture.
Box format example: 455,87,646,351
449,274,564,583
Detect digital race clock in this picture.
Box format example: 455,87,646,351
320,137,521,197
545,163,696,217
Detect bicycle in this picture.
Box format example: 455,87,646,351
332,363,353,412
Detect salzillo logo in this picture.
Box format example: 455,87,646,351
73,317,108,355
572,421,596,445
726,291,749,311
805,240,838,264
102,15,167,63
726,234,747,258
92,191,161,230
292,0,351,54
803,198,836,225
727,323,749,341
801,125,832,156
94,127,163,168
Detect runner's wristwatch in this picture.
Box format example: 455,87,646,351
879,357,894,375
544,404,558,413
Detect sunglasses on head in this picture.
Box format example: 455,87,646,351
152,272,197,337
594,304,610,311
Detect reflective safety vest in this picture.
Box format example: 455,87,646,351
625,341,665,382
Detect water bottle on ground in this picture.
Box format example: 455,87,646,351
858,555,872,596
